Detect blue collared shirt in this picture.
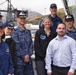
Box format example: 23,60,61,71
49,15,63,31
45,35,76,73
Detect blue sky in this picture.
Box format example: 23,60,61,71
0,0,64,15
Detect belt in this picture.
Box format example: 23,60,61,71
52,65,70,69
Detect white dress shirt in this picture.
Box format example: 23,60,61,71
45,35,76,73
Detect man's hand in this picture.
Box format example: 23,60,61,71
24,55,29,63
68,72,74,75
47,72,52,75
7,74,11,75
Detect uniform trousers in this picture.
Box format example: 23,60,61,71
52,65,70,75
15,62,34,75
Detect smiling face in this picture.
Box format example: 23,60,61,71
50,7,57,15
0,26,4,38
65,20,74,29
16,17,26,26
42,17,52,29
56,23,66,37
4,27,13,36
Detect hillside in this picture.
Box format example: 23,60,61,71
57,8,65,21
2,8,65,24
28,11,42,19
27,8,65,24
2,10,42,23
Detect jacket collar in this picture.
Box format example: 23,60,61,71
17,26,26,31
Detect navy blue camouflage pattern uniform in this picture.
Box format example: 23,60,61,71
66,28,76,40
12,26,34,75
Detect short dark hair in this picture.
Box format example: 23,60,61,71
57,22,66,28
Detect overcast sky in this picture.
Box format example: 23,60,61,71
0,0,64,15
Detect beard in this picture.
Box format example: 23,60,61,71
58,32,65,37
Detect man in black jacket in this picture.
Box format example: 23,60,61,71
3,21,17,75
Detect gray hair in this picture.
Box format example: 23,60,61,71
42,16,53,26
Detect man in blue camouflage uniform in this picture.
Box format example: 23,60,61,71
65,14,76,40
12,11,34,75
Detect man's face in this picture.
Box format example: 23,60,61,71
4,27,13,36
17,17,26,26
65,20,74,28
50,7,57,15
56,24,66,36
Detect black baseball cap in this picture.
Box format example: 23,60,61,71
4,21,14,29
50,3,57,8
65,14,74,21
17,11,28,18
